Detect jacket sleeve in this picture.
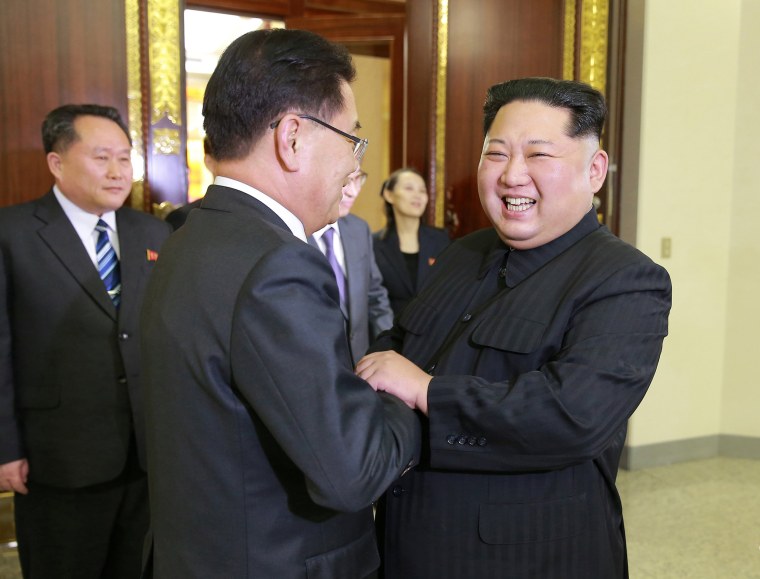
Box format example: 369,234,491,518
0,238,24,464
366,227,394,339
425,258,672,473
230,241,420,512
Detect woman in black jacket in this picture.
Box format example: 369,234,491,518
373,167,450,319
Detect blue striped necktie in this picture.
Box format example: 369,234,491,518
95,219,121,308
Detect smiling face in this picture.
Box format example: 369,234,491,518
477,100,608,250
383,170,428,220
47,115,133,216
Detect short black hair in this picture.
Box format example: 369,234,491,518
483,78,607,140
203,28,356,161
42,104,131,154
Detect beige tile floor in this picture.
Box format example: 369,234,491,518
0,457,758,578
618,456,760,578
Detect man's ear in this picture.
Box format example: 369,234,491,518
588,148,609,193
47,152,63,179
273,114,304,172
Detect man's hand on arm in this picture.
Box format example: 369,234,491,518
356,351,431,415
0,459,29,494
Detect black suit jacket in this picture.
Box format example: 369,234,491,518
141,185,420,579
310,215,393,365
372,224,449,319
0,190,170,488
372,211,672,578
164,198,201,230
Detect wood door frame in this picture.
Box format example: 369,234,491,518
286,15,406,172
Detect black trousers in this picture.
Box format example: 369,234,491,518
14,443,149,579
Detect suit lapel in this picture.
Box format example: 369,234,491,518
378,229,415,294
115,209,146,325
34,192,117,320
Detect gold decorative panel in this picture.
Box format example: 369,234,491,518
563,0,577,80
434,0,449,228
125,0,144,210
578,0,608,93
148,0,182,126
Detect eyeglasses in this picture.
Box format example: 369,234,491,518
349,171,368,187
270,114,368,162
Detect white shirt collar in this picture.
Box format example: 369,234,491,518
52,185,120,264
214,176,307,242
313,222,340,240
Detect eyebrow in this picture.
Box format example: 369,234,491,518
527,139,554,146
485,137,554,146
91,146,132,155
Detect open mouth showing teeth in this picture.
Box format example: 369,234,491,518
503,197,536,212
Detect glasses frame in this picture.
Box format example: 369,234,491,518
270,114,368,162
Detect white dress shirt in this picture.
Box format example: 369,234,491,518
53,185,120,268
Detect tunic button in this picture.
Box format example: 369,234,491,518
391,485,405,497
119,332,129,341
477,437,488,447
457,435,468,445
462,313,472,322
446,435,458,445
468,436,477,446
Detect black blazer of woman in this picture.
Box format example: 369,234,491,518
372,224,450,319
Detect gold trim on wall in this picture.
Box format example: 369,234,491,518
125,0,144,210
147,0,182,126
433,0,449,228
578,0,608,94
563,0,577,80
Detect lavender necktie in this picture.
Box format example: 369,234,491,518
321,227,346,305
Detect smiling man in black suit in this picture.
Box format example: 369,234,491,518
0,103,170,578
357,77,672,579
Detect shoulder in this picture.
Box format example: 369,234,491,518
339,213,370,236
419,224,451,252
433,228,495,264
564,227,671,292
0,196,47,237
372,227,393,246
116,207,172,238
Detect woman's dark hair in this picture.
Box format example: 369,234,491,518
42,104,131,154
203,28,356,161
483,77,607,140
378,167,425,236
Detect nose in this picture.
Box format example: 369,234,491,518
500,155,530,188
106,159,124,179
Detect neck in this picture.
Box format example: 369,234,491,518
394,213,421,253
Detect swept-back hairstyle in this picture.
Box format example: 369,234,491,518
42,104,131,154
203,28,356,161
378,167,425,236
483,77,607,140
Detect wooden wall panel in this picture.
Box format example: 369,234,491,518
443,0,564,236
0,0,128,208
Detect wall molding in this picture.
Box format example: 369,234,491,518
621,435,760,470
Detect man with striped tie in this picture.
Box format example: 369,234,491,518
0,104,170,578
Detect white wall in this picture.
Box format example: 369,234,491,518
625,0,760,447
721,0,760,437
